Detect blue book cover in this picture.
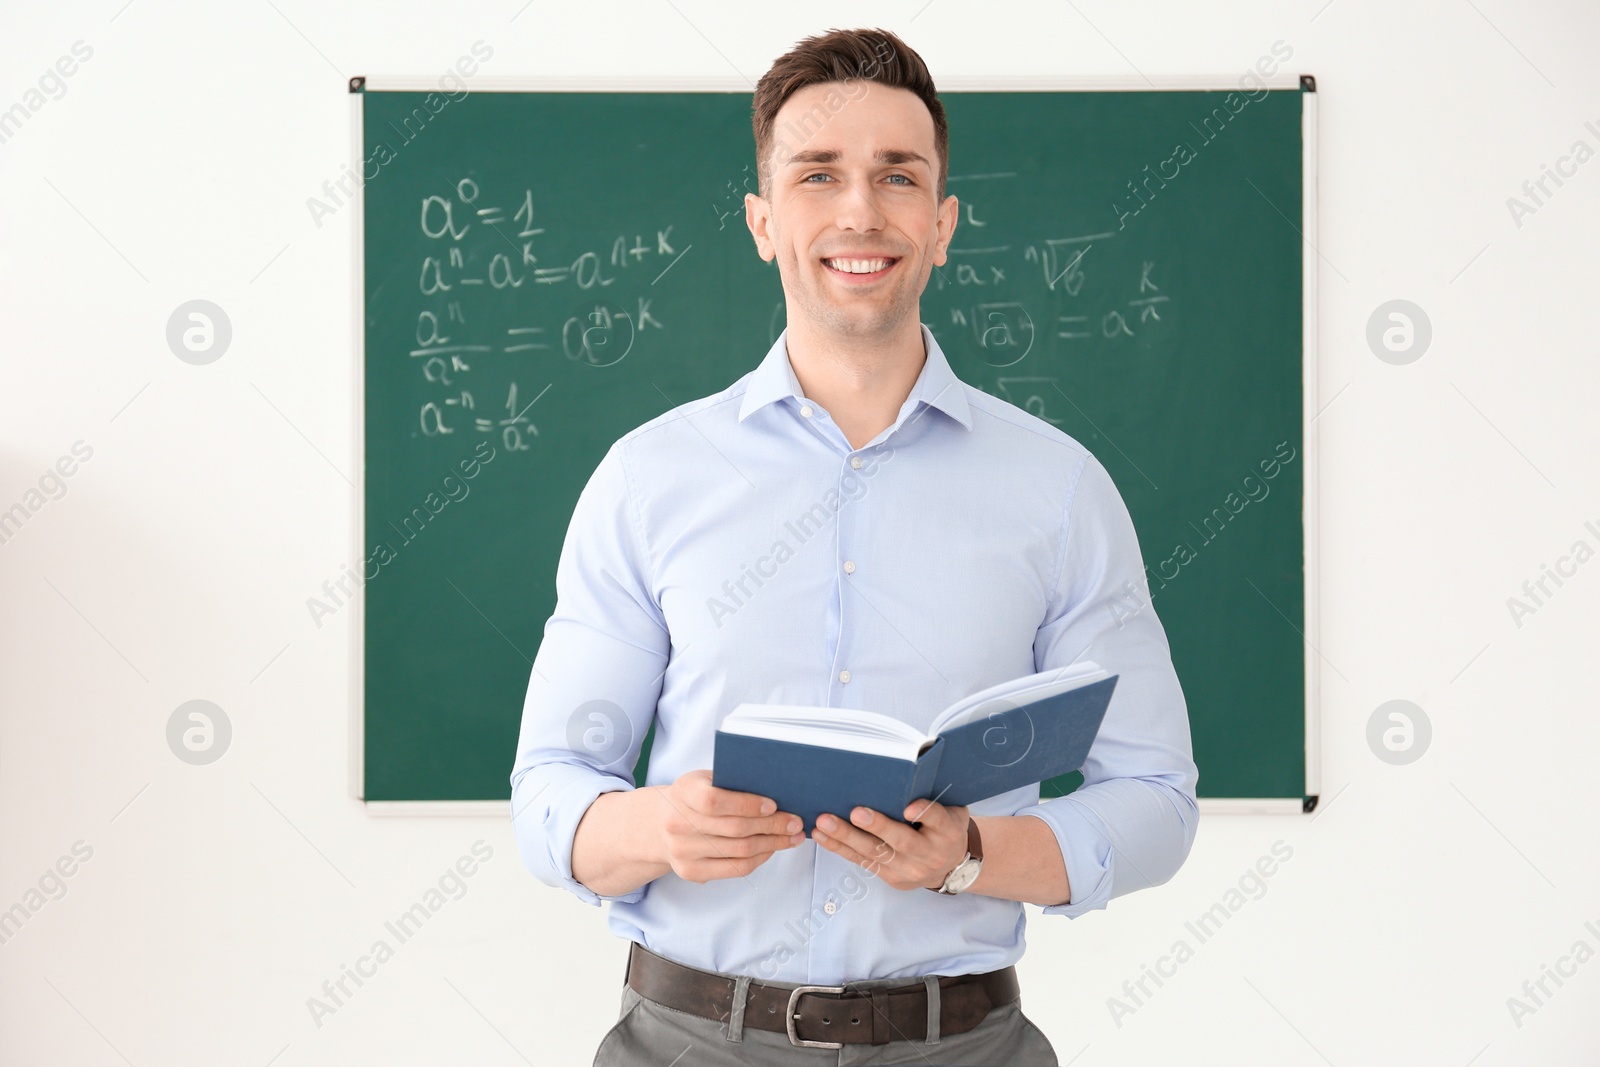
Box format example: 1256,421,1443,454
711,669,1119,833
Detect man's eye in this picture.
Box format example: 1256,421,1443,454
886,174,912,185
803,173,833,183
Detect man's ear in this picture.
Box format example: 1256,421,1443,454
931,194,959,268
745,193,775,262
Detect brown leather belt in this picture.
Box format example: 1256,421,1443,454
625,941,1019,1048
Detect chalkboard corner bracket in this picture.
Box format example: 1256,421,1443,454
349,75,366,94
1301,794,1319,813
1299,74,1316,93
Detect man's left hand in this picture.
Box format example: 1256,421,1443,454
812,800,970,892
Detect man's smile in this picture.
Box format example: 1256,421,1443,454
821,255,900,283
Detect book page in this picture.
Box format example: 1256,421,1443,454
931,662,1108,734
717,704,929,761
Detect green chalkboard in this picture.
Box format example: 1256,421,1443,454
359,84,1312,807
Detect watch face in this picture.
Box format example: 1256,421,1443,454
945,856,981,893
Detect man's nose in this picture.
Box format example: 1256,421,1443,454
833,176,888,232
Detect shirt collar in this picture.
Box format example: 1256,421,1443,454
736,322,973,431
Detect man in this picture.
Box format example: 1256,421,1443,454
510,27,1198,1066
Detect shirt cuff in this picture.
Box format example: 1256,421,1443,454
1017,800,1115,917
512,769,647,907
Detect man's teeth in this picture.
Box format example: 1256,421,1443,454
825,258,892,274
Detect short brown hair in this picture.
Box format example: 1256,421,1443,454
751,28,949,201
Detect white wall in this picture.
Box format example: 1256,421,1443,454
3,1,1597,1063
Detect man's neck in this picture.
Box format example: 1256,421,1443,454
784,317,927,451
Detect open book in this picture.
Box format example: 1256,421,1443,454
711,662,1117,833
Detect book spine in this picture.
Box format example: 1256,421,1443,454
906,736,945,820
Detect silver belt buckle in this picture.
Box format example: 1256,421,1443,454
785,984,847,1049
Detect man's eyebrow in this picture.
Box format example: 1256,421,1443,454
785,148,932,168
875,149,931,167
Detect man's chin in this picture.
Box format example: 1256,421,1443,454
816,303,911,338
777,280,917,339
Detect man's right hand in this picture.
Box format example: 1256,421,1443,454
652,769,806,883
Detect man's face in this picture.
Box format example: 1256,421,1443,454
746,82,958,341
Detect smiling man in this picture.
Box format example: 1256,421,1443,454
510,27,1198,1067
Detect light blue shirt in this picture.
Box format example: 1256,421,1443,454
510,322,1198,984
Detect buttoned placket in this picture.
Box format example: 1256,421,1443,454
793,394,891,979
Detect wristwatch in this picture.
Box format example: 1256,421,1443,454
928,818,983,895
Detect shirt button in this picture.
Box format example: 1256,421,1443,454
823,900,838,915
839,669,851,684
850,456,863,469
800,404,814,418
843,560,856,574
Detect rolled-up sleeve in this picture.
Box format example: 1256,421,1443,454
1014,451,1200,918
509,440,669,906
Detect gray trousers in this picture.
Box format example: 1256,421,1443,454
593,960,1059,1066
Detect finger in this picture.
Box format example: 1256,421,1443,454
687,852,781,882
660,782,798,846
688,831,805,859
846,807,925,855
813,827,889,873
814,816,897,867
682,810,805,840
686,773,780,818
903,797,956,827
